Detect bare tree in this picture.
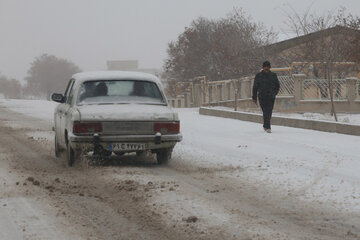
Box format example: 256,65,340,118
282,7,360,121
164,8,277,88
24,54,81,100
0,74,22,99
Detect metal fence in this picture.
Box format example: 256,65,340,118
302,79,347,100
278,75,294,96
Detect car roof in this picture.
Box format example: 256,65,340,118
72,71,161,84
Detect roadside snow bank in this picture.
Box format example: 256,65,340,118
0,99,57,122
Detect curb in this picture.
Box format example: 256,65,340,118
199,107,360,136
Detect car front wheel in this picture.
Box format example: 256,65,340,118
55,134,61,158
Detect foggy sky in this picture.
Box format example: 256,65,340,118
1,0,359,81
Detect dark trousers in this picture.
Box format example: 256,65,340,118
259,98,275,129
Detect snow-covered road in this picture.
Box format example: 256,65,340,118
0,99,359,239
177,108,360,212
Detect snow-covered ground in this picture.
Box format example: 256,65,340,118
1,99,359,215
0,99,58,125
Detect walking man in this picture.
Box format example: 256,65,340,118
252,61,280,133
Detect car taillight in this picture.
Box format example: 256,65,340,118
73,122,102,134
154,122,180,134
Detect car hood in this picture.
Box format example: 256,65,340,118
77,104,177,122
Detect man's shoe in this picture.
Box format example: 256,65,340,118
265,128,272,133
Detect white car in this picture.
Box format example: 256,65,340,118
51,71,182,166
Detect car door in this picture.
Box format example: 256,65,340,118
59,79,75,144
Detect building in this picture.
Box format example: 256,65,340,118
106,60,162,78
264,25,360,78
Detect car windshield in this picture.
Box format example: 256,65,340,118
77,80,166,105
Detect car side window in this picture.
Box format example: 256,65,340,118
62,79,75,104
64,79,74,97
66,80,75,105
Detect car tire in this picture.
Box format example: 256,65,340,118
67,143,77,167
55,134,61,158
156,148,173,165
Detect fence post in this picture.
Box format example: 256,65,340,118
215,85,219,102
209,85,213,104
227,82,231,100
184,92,191,108
234,79,240,111
347,77,357,105
234,89,238,111
202,76,207,106
190,83,195,107
247,79,252,99
219,84,223,102
293,74,306,103
200,80,205,106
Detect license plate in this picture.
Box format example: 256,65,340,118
110,143,147,151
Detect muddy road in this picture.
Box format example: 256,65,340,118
0,106,358,240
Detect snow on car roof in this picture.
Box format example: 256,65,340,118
72,71,161,84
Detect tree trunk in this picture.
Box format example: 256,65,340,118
327,64,338,122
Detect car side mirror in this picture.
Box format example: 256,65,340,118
51,93,65,103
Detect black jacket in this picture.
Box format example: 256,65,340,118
252,71,280,100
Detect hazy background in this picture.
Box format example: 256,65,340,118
1,0,359,80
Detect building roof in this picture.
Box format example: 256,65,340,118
265,25,360,54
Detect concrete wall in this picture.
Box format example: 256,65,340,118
168,97,185,108
199,107,360,136
180,74,360,113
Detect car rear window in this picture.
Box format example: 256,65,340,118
77,80,165,105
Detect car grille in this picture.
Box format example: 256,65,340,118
102,122,154,135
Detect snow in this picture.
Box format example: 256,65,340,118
78,104,177,121
1,100,359,215
72,71,161,84
0,99,57,122
174,108,360,213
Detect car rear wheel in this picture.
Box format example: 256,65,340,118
55,134,61,158
156,148,173,165
67,144,78,167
